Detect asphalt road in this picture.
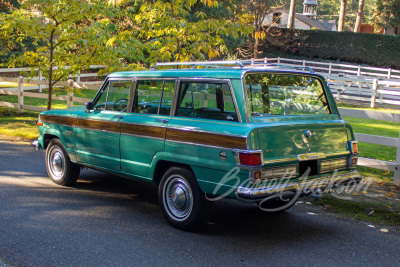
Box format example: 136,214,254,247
0,139,399,267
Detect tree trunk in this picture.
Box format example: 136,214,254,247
338,0,347,32
354,0,365,33
47,30,55,110
253,33,259,59
287,0,296,29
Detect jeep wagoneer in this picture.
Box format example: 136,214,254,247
34,61,361,230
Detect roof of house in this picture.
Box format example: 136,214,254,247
295,14,336,31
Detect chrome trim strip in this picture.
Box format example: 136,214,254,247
227,79,242,123
263,157,298,164
241,71,334,121
325,151,351,157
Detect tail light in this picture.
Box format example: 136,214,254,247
239,153,262,166
233,149,263,166
349,141,359,154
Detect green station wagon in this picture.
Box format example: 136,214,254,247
34,61,361,230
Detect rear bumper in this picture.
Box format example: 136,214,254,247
236,170,362,203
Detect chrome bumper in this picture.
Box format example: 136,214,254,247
236,170,362,203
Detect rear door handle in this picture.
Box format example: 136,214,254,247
155,119,169,124
113,115,125,119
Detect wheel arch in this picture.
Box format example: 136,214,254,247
152,160,194,186
43,133,59,149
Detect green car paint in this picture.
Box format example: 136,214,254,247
37,64,361,201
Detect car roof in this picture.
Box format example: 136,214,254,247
109,60,319,79
107,67,316,80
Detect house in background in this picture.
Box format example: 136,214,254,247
262,0,336,31
359,24,397,35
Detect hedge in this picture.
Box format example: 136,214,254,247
260,28,400,69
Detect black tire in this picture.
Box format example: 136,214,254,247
158,167,212,230
45,139,80,186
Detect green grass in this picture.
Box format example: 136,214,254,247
314,195,400,226
340,116,399,162
338,102,400,114
343,116,400,138
0,107,40,140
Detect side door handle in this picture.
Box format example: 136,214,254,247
155,118,169,124
113,115,125,119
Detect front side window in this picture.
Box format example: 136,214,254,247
245,73,330,118
176,81,238,122
95,80,131,112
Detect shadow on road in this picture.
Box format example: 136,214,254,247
70,169,336,243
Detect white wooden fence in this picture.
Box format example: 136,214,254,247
0,66,104,112
339,108,400,185
252,58,400,108
253,57,400,79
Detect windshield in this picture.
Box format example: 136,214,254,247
244,73,330,117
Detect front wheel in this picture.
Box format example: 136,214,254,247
158,167,212,230
45,139,80,186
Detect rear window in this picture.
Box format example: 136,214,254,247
244,73,330,118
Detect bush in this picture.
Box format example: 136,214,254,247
260,28,400,69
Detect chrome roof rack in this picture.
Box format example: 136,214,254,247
150,60,244,70
150,60,314,72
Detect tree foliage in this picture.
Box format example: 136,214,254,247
1,0,251,110
373,0,400,31
0,0,117,110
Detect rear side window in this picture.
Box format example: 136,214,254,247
176,81,238,122
132,80,175,115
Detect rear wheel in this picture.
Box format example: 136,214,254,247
45,139,80,186
158,167,212,230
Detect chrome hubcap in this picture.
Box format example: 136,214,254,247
48,147,65,179
164,176,193,221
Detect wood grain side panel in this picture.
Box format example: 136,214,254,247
41,115,76,126
121,123,166,139
166,128,247,149
76,118,120,133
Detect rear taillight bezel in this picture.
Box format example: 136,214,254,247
348,140,359,154
232,149,263,168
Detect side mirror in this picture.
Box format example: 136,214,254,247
85,102,94,113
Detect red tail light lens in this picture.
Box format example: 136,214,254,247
239,153,262,166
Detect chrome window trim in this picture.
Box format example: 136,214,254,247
241,70,333,121
93,77,135,114
130,77,177,116
174,78,242,123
